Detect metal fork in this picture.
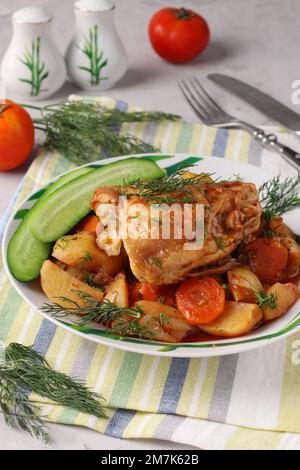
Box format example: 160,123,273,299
179,77,300,169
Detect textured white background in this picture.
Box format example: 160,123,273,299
0,0,300,450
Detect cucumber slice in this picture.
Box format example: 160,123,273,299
43,166,93,198
7,212,52,281
7,166,94,281
29,158,165,243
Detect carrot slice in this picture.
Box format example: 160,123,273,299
76,215,99,233
244,237,288,284
176,277,225,325
130,282,162,304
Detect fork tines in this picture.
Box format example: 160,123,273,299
179,77,228,125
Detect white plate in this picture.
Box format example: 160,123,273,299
3,153,300,357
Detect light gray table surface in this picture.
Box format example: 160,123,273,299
0,0,299,450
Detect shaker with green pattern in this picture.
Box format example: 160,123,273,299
66,0,127,91
0,6,66,100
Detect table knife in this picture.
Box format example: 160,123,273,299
208,73,300,136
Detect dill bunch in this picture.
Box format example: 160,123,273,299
259,173,300,221
31,100,179,165
0,342,106,442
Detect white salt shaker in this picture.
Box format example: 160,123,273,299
66,0,127,91
0,6,66,100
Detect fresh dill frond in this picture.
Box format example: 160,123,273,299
262,229,277,238
41,291,153,339
158,313,171,326
215,237,225,251
148,257,163,269
55,236,74,250
259,173,300,221
83,272,105,291
82,251,93,262
232,173,242,181
0,343,106,442
119,164,243,205
255,291,277,310
122,163,214,204
32,100,179,165
83,272,95,286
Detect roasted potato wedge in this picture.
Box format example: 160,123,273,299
138,314,177,343
135,300,195,341
268,217,295,238
40,260,104,308
52,231,123,275
199,301,262,337
228,267,263,303
263,282,299,321
104,273,129,308
281,237,300,279
181,171,213,184
54,260,85,280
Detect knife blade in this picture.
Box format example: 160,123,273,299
208,73,300,135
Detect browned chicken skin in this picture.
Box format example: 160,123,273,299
91,181,262,284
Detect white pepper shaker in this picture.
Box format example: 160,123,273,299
0,6,66,100
66,0,127,91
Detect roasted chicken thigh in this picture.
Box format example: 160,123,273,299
91,180,262,284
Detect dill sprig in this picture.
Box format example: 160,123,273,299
83,272,105,291
30,100,179,165
41,290,152,338
255,291,277,310
121,163,214,204
0,343,106,442
215,237,225,251
120,163,241,204
149,257,163,269
259,173,300,221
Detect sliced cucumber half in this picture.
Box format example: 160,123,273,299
29,157,165,243
7,166,94,281
42,166,93,198
7,212,52,282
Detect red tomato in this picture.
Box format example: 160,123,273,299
176,277,225,325
244,237,289,284
148,7,210,63
0,100,34,171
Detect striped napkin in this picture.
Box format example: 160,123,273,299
1,96,300,450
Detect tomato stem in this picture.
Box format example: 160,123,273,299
0,103,9,114
176,7,193,20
